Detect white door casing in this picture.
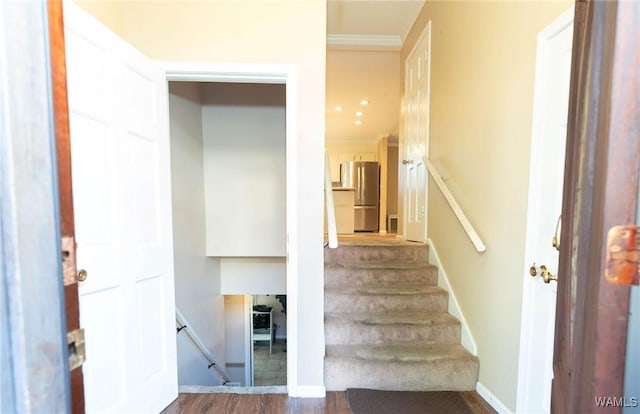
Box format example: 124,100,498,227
64,2,178,412
163,62,302,396
402,22,431,243
517,8,573,413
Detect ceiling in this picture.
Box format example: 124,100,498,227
325,1,426,143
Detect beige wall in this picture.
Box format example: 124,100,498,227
76,0,327,391
401,1,571,410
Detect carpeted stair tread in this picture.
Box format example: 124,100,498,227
325,312,461,346
324,344,479,391
325,262,438,287
326,285,444,296
326,343,476,363
335,238,426,247
325,243,429,263
325,312,458,326
325,285,448,313
325,261,436,270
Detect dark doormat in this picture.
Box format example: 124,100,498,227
347,389,473,414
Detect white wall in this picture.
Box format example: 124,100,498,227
220,258,286,295
224,295,248,386
169,82,225,386
202,83,286,257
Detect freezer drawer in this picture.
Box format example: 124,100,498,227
354,205,378,232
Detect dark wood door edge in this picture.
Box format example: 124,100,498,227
47,1,85,413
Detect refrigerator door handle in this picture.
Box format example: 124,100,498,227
357,166,362,203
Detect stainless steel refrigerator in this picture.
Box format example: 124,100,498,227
341,161,380,231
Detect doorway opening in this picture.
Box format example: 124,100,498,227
251,295,287,386
166,63,297,391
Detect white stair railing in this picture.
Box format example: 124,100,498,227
325,151,338,248
175,308,233,385
425,158,486,253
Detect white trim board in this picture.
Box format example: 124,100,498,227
327,34,402,51
476,382,512,414
427,238,477,355
287,385,326,398
162,61,300,396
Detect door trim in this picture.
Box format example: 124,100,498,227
163,61,300,395
516,7,574,413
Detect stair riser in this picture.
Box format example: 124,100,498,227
325,293,448,313
324,358,479,391
325,321,460,346
325,266,438,288
325,245,428,264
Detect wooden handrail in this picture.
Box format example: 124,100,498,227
425,158,486,253
325,152,338,248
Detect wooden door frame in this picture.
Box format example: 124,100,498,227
0,0,71,411
48,1,85,412
552,0,639,412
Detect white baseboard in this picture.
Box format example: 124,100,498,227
288,385,326,398
427,238,477,355
476,382,512,414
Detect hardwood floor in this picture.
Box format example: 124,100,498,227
161,391,496,413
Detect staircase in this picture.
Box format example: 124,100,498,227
324,238,479,391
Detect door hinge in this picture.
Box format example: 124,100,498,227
67,328,86,371
605,225,640,286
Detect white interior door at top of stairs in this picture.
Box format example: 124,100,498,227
64,2,178,412
402,22,431,243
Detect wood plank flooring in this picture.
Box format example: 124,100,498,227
161,391,496,413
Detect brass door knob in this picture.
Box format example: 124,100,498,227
539,265,558,283
77,269,88,282
529,263,558,283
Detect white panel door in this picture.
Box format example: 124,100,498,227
402,22,431,242
517,10,573,414
64,2,178,412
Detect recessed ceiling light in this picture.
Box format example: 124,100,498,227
360,99,369,106
335,106,343,112
355,111,363,117
355,120,362,125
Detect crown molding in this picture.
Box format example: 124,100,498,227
327,34,403,51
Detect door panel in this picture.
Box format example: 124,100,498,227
552,1,639,412
64,2,178,412
517,10,573,413
402,22,431,243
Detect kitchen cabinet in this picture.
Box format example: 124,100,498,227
324,188,355,234
327,151,377,182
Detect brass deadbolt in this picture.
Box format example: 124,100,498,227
77,269,88,282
